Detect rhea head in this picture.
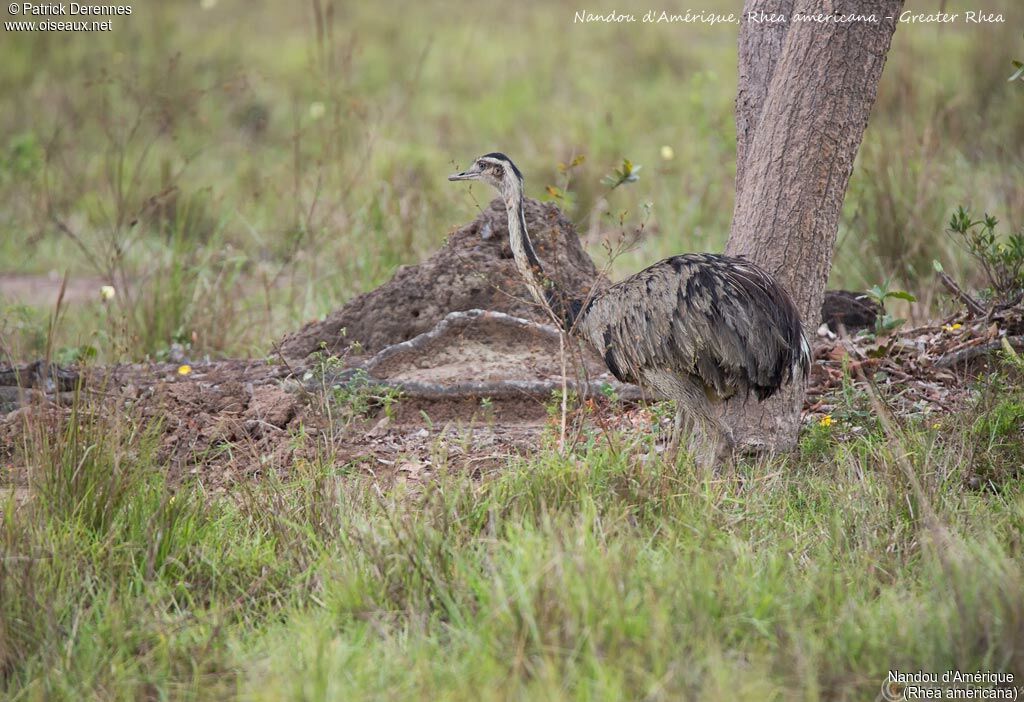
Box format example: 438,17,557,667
448,152,524,202
448,151,581,329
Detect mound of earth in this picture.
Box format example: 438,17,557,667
275,197,602,359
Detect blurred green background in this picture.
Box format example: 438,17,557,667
1,0,1022,361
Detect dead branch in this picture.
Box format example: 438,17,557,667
937,271,987,317
363,309,563,372
365,377,647,402
934,335,1024,369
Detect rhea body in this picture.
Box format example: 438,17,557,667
449,153,810,462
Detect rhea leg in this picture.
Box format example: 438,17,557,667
704,413,736,469
668,406,694,464
643,370,725,469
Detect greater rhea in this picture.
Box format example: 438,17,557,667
449,152,810,464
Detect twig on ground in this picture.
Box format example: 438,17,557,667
934,335,1024,369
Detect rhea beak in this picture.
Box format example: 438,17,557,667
448,166,481,181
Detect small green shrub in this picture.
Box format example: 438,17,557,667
863,282,917,337
306,355,403,427
947,206,1024,307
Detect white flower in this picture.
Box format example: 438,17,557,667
660,145,675,161
100,285,116,301
309,102,326,120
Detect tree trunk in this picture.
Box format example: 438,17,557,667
724,0,904,452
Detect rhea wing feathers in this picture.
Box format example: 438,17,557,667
579,253,808,400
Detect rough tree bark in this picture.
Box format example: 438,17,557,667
723,0,904,452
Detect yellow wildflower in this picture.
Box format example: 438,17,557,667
660,145,675,161
819,414,833,428
177,364,192,376
943,323,963,332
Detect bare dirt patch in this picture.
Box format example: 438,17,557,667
0,272,108,307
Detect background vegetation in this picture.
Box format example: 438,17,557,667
1,0,1023,699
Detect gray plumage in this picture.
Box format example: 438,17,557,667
450,152,810,464
579,253,807,399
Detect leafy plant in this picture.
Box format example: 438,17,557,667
53,343,99,365
946,206,1024,307
599,382,619,404
600,158,642,190
545,388,579,420
315,364,404,425
479,396,495,424
863,282,916,336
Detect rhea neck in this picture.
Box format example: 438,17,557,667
501,177,584,332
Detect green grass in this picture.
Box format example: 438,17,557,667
2,385,1023,700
